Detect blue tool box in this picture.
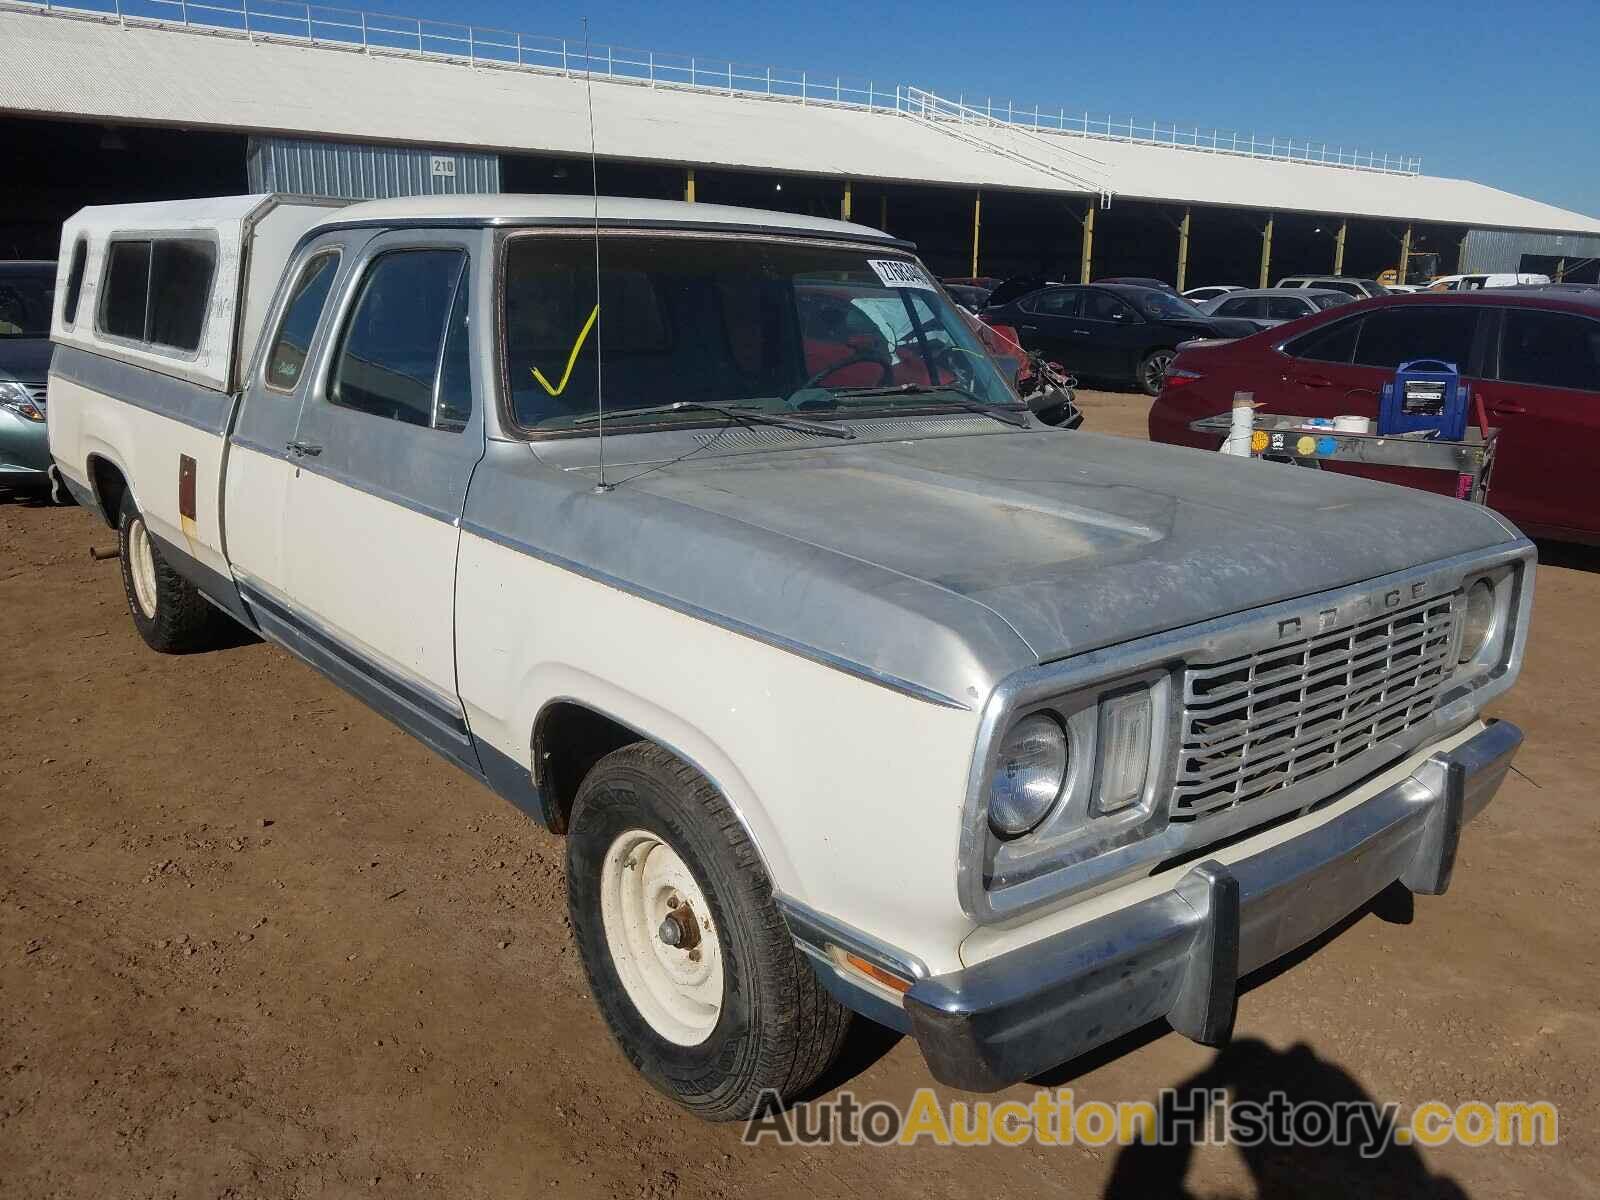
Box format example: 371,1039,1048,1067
1379,359,1470,440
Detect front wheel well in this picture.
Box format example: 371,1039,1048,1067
532,701,643,834
87,454,128,529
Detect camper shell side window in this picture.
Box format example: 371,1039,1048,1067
95,232,219,359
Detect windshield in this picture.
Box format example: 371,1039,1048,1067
502,235,1018,432
0,268,54,338
1135,290,1202,320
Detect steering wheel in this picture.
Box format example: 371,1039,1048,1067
799,348,895,392
897,336,986,389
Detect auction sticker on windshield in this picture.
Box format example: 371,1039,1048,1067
868,259,937,290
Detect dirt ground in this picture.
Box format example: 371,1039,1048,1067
3,391,1597,1199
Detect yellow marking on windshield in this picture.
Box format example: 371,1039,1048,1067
530,304,600,397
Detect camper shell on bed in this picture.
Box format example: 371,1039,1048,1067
51,194,344,394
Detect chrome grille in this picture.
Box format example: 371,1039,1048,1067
1174,592,1457,820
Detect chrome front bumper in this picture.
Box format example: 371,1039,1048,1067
903,719,1522,1092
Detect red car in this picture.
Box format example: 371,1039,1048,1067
1150,290,1600,544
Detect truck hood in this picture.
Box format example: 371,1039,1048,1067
483,425,1516,709
622,428,1514,672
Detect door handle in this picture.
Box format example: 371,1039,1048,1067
1070,329,1091,336
1488,401,1526,417
1295,375,1334,388
286,440,323,458
1020,324,1038,333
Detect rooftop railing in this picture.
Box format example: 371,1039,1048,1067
8,0,1425,176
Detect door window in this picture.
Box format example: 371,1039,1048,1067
1081,291,1135,323
1498,309,1600,392
1265,297,1310,320
330,249,469,429
1216,297,1264,318
434,269,475,430
1025,288,1080,317
265,251,341,391
1352,306,1479,371
1283,316,1361,364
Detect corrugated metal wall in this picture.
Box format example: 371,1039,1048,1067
246,136,500,199
1461,227,1600,273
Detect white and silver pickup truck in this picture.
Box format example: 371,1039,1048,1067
48,194,1533,1120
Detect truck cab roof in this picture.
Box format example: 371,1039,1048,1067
313,194,902,246
52,193,910,394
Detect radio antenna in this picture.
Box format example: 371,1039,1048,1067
583,17,612,493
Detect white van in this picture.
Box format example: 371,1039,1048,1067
1427,272,1551,291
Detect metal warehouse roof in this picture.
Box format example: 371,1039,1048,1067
4,5,1599,237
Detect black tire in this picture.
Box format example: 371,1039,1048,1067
1138,348,1177,397
567,742,850,1121
116,492,218,653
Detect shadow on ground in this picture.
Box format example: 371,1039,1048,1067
1102,1037,1470,1199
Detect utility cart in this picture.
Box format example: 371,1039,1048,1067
1188,412,1500,504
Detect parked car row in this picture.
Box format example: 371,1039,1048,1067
1150,289,1600,543
973,273,1403,394
982,282,1258,394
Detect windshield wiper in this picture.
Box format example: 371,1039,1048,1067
823,384,1031,429
573,400,853,439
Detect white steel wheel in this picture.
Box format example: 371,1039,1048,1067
127,514,159,619
568,742,851,1120
599,828,725,1047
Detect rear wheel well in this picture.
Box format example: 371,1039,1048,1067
87,455,128,529
532,701,642,834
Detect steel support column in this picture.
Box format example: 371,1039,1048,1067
880,193,888,231
970,190,982,278
1398,224,1413,286
1176,207,1191,292
1080,202,1095,284
1259,214,1274,288
841,179,852,222
1556,257,1567,282
684,168,696,203
1334,219,1347,275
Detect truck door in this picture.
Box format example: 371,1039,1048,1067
274,232,486,772
227,243,348,603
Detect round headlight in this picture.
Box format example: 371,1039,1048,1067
1459,578,1495,664
989,713,1068,837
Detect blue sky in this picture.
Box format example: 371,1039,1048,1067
361,0,1597,216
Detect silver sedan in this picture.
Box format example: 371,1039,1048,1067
1197,287,1353,330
